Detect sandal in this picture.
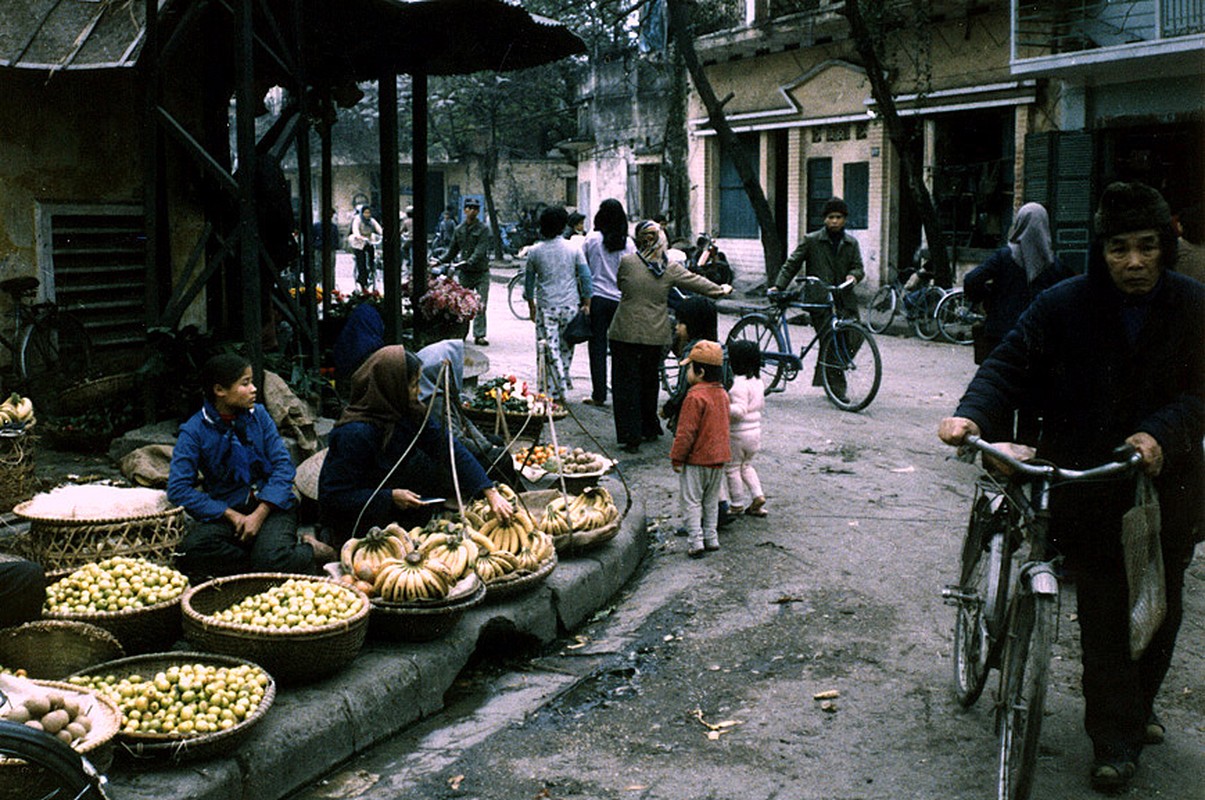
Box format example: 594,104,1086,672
1144,713,1165,745
746,497,767,517
1090,760,1136,793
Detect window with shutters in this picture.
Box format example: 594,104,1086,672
843,162,869,229
806,157,833,231
718,135,760,238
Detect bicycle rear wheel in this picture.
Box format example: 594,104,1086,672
20,312,93,400
507,272,531,320
911,287,943,340
0,720,110,799
726,313,786,394
936,289,980,345
865,286,897,334
819,322,880,412
996,592,1057,800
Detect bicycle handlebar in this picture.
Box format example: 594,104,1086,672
962,435,1142,482
767,276,855,306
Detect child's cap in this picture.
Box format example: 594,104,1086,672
680,339,724,366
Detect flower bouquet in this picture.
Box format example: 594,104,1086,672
417,276,480,325
462,376,565,433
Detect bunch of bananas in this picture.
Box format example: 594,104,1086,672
546,486,618,532
514,528,555,572
0,393,35,429
415,518,484,580
539,501,572,537
372,543,458,603
478,508,540,555
473,548,519,582
339,525,413,583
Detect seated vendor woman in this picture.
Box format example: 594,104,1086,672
318,345,514,545
168,354,334,582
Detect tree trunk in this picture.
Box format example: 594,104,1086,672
663,43,692,246
839,0,952,287
666,0,784,284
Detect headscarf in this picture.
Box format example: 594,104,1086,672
335,345,423,445
1007,202,1056,284
332,303,384,380
416,339,465,403
635,220,668,277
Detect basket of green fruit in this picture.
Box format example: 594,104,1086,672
180,574,370,684
42,558,189,656
66,652,274,762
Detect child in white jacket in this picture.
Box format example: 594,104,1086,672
725,341,766,516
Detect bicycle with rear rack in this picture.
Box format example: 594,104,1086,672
726,276,881,411
0,273,93,404
942,436,1142,800
865,265,944,339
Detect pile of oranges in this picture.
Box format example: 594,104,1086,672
513,444,567,468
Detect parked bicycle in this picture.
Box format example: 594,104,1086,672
0,719,110,799
864,265,943,339
506,269,531,321
942,436,1141,800
934,287,985,345
726,277,881,411
0,275,93,403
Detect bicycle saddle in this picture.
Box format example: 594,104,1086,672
0,275,38,298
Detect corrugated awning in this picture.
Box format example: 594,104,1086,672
0,0,148,71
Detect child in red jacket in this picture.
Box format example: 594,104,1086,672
670,340,731,558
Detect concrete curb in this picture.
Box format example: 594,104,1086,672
106,503,648,800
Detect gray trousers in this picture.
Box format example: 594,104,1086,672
458,269,491,339
679,464,724,551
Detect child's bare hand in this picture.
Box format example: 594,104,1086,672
672,464,683,473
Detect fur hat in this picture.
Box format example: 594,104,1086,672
822,197,849,217
1093,182,1172,239
680,339,724,367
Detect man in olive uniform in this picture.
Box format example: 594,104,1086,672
441,198,493,345
769,196,865,397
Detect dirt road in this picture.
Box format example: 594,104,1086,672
294,296,1204,800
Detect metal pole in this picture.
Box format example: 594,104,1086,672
379,73,402,343
321,113,335,321
142,0,161,421
235,0,262,383
411,72,429,314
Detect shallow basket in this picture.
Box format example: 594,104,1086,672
54,374,138,417
42,569,185,656
180,574,370,685
516,490,622,557
10,503,186,571
67,651,276,763
482,549,557,602
0,678,122,797
460,404,565,442
368,576,486,641
0,620,125,680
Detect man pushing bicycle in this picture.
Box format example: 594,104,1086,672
939,182,1204,794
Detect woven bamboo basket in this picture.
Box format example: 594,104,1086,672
516,490,622,557
0,678,122,797
481,549,557,602
180,574,370,685
10,503,186,572
368,575,486,641
460,404,565,442
0,620,125,680
41,568,186,657
0,431,37,513
67,651,276,763
54,374,138,417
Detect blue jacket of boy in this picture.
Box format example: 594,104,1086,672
167,401,296,521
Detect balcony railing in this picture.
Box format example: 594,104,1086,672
1014,1,1205,60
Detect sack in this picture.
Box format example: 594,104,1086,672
1122,475,1166,660
562,309,592,346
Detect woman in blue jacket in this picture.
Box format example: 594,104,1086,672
318,345,514,546
168,354,331,581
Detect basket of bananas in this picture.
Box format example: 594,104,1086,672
340,521,488,641
520,486,622,556
460,484,557,601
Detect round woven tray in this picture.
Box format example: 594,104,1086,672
516,490,622,557
54,374,138,417
10,503,186,571
67,651,276,763
460,404,565,442
482,549,557,602
369,576,486,641
0,620,125,680
42,570,185,657
180,574,370,685
0,678,122,795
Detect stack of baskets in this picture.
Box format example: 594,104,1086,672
180,573,370,684
0,620,125,680
368,575,486,641
0,430,37,513
8,503,185,572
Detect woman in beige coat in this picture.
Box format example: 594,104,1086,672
608,220,732,453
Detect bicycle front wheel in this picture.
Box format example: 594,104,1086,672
911,287,944,340
0,721,110,799
952,514,1010,707
507,272,531,320
936,289,980,345
997,592,1057,800
726,313,787,394
819,322,880,412
20,312,93,399
865,286,897,334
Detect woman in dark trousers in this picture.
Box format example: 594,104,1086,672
607,220,731,454
0,558,45,627
580,199,634,406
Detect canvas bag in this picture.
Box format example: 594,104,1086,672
1122,474,1166,660
562,309,592,346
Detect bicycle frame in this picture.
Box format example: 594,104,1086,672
750,277,849,373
